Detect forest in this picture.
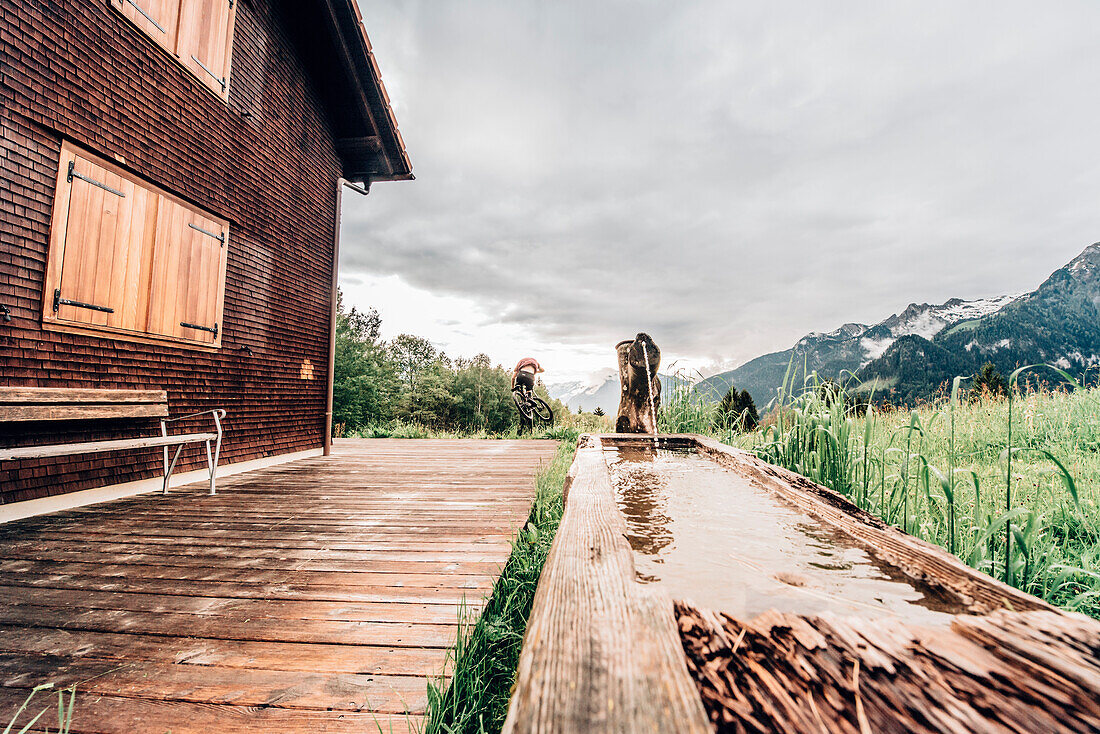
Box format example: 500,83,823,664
331,293,570,435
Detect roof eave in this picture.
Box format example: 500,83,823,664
322,0,412,184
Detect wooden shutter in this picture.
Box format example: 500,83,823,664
45,149,158,333
111,0,181,51
147,197,228,346
176,0,236,98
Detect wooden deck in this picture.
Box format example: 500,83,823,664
0,438,558,733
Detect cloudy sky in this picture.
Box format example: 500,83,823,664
339,1,1100,384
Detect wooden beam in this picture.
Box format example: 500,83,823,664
335,135,383,155
0,388,167,404
503,444,713,733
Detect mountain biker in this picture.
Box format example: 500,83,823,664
511,357,544,394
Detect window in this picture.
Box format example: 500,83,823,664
111,0,237,99
43,142,228,349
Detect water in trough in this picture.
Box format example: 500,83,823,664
605,442,965,624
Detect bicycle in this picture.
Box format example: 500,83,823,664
512,384,554,427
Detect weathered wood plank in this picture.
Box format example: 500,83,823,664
0,654,430,714
0,586,473,625
0,388,167,404
0,602,459,647
0,559,495,590
503,442,712,734
0,539,511,564
0,438,558,730
0,548,504,575
0,687,419,734
677,602,1100,734
0,403,169,422
0,625,445,676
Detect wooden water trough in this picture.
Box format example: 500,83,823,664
503,434,1100,734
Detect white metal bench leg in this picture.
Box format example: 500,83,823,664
163,443,185,494
208,410,223,495
204,440,216,495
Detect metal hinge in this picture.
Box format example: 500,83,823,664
67,161,126,197
188,222,226,246
181,321,219,337
191,56,227,92
53,289,115,314
125,0,167,34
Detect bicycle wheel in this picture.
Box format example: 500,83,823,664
512,389,536,420
531,396,554,424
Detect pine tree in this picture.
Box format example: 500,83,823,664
593,406,605,417
973,361,1007,398
717,385,758,432
734,390,759,431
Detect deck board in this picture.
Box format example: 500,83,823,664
0,438,557,733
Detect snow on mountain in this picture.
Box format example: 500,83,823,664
546,369,617,410
548,370,685,413
857,294,1020,365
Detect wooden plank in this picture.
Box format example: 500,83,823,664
0,540,513,564
1,433,215,459
0,687,419,734
0,571,492,606
0,549,503,576
0,388,167,404
0,601,454,651
0,404,168,423
0,586,472,625
503,444,712,734
0,559,496,590
0,438,557,731
678,603,1100,734
0,527,514,550
0,654,430,714
0,625,447,676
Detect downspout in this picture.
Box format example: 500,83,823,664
325,177,370,456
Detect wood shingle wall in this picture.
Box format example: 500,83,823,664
0,0,346,504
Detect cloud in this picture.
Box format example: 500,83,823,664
342,0,1100,374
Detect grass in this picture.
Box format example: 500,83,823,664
348,411,611,441
659,368,1100,617
4,683,76,734
421,439,576,734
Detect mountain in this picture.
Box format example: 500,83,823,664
695,294,1019,407
859,243,1100,403
547,373,688,413
554,244,1099,411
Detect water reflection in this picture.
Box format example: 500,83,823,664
605,444,965,624
610,446,675,560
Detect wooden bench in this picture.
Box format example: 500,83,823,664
0,387,225,495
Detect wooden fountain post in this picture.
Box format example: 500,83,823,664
615,333,662,433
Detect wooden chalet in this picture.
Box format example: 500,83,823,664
0,0,411,514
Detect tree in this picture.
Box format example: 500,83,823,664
389,334,436,389
973,361,1007,398
717,385,759,433
593,406,605,417
452,355,515,432
398,358,456,428
735,389,760,431
331,291,401,433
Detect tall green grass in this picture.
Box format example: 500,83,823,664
660,369,1100,617
349,411,611,441
4,683,76,734
422,440,575,734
